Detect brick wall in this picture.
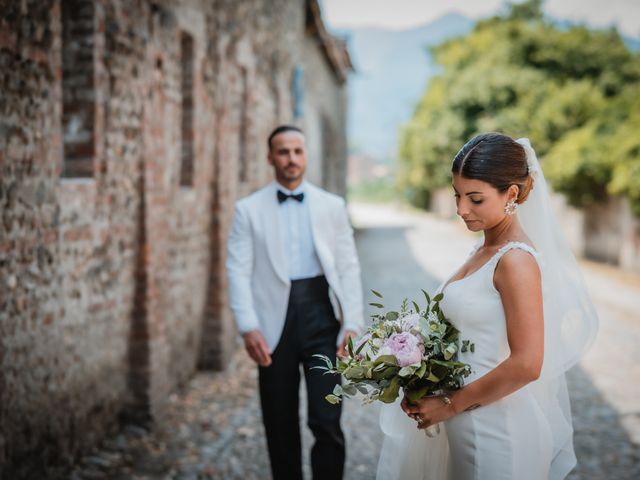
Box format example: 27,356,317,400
0,0,349,476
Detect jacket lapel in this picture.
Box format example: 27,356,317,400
262,182,290,285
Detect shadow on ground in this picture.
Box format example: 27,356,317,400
61,222,639,479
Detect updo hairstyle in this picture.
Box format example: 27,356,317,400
451,132,534,204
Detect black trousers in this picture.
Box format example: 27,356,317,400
259,275,345,480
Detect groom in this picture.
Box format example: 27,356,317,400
226,125,364,479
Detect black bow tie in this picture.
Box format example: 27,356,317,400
277,190,304,203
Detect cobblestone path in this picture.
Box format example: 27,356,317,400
68,202,640,480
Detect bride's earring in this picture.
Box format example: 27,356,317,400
504,200,517,215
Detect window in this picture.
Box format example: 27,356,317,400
238,67,249,183
179,32,195,187
61,0,95,178
291,65,304,120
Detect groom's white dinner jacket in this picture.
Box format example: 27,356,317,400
226,181,364,350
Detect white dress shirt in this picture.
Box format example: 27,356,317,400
276,181,324,280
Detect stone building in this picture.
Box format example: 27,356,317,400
0,0,351,476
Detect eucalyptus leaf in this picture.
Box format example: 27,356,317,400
371,289,384,298
421,288,431,303
344,365,366,379
342,384,358,396
379,377,402,403
374,355,399,367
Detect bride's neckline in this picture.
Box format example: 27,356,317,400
442,241,536,293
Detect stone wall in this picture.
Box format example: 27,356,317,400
583,197,640,272
0,0,350,476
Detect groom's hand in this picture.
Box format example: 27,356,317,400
242,330,272,367
336,330,359,358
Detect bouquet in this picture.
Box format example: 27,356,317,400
315,289,473,407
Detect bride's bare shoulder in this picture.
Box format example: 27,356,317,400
493,247,541,292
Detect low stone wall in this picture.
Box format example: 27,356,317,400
583,197,640,272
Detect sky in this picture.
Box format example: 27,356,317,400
321,0,640,38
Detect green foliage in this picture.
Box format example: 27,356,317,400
399,0,640,213
313,290,472,406
348,175,400,203
545,84,640,214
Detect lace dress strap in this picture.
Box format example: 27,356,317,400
488,241,539,269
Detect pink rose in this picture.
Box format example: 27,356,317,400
383,332,424,367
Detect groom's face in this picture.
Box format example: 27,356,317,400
268,131,307,184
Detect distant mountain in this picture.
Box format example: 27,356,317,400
339,13,638,162
624,36,640,51
341,13,474,161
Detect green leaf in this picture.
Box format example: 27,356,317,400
470,343,475,353
433,293,444,302
426,370,441,382
374,355,399,367
412,301,421,313
398,366,416,377
406,385,431,402
379,376,402,403
344,365,366,379
386,311,399,321
342,384,358,396
421,289,431,304
430,359,457,368
371,289,384,298
325,394,342,404
311,354,336,372
347,336,355,358
332,384,343,396
355,384,370,395
369,303,384,308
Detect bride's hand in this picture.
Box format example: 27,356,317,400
401,393,456,429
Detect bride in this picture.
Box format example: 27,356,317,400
377,133,598,480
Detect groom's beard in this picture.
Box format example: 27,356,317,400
276,163,304,182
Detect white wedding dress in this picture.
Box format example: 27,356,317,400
377,242,570,480
377,139,598,480
439,241,554,479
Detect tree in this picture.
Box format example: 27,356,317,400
399,0,640,213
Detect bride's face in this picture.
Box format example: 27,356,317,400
452,174,515,232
